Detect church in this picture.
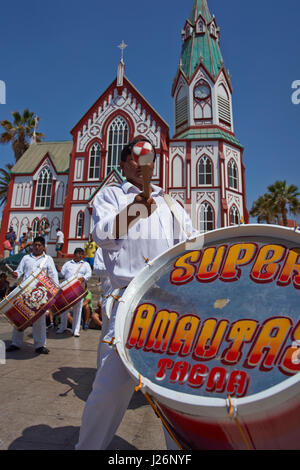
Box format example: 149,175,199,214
0,0,248,257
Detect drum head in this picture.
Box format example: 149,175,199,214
115,225,300,418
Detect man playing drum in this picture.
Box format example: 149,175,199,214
56,248,92,337
76,137,197,450
6,236,59,355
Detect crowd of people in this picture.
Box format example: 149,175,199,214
3,230,103,354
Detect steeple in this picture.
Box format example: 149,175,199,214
179,0,224,81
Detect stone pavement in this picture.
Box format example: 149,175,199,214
0,318,166,450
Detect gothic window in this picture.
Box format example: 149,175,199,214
197,20,205,33
32,218,40,239
228,159,238,190
198,156,212,185
89,143,101,180
35,166,53,209
199,202,214,233
106,116,129,175
230,205,240,226
76,211,84,238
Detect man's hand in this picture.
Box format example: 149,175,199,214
115,193,157,239
133,192,157,218
12,272,18,279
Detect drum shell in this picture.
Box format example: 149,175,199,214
51,276,87,316
115,224,300,450
0,270,60,331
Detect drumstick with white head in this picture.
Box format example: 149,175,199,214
132,141,155,200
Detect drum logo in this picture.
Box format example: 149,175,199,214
126,242,300,398
23,285,49,311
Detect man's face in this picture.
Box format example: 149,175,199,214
74,251,84,262
120,151,154,188
32,241,44,256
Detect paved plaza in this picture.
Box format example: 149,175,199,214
0,318,166,450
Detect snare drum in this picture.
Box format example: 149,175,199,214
0,269,60,332
115,225,300,450
51,276,87,316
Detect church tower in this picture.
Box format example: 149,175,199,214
168,0,248,231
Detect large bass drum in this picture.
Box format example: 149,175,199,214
115,225,300,450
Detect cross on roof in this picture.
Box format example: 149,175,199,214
118,40,128,62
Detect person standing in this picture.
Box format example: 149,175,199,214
5,226,16,256
56,228,64,258
84,235,98,269
39,222,51,252
56,248,92,337
76,137,197,450
5,236,59,355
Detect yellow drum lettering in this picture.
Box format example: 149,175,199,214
126,303,156,349
222,320,259,364
245,317,292,370
220,243,257,282
277,248,300,289
170,251,200,285
145,310,179,352
193,319,229,360
196,245,227,283
168,315,200,356
251,244,286,283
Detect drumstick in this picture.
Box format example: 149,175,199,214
133,142,155,200
5,263,14,273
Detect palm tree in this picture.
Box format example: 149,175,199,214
267,180,300,227
250,193,279,224
0,109,45,161
0,163,13,207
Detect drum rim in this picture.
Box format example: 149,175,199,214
115,224,300,418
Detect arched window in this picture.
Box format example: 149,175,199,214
76,211,84,238
32,218,40,239
199,202,214,233
198,156,212,185
230,205,240,226
228,159,238,190
89,143,101,180
35,166,53,209
106,116,129,175
228,160,238,190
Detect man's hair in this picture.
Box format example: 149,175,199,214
74,248,84,255
120,137,156,163
33,236,45,246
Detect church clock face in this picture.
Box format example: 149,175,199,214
194,83,210,100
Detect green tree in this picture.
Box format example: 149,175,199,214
250,193,279,224
0,163,13,207
0,109,45,161
267,180,300,227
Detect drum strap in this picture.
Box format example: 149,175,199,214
227,395,254,450
135,374,184,450
163,194,191,239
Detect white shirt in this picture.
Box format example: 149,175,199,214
93,247,112,300
92,181,197,289
60,259,92,282
56,230,64,244
15,253,59,284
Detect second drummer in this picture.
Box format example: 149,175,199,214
56,248,92,337
6,236,59,355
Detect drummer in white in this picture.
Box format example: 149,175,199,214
76,137,197,450
6,236,59,355
56,248,92,337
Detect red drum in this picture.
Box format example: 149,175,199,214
0,269,60,331
51,276,87,316
115,225,300,450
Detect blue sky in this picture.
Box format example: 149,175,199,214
1,0,300,221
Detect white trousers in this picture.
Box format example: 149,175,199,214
76,294,180,451
57,298,84,335
11,314,46,349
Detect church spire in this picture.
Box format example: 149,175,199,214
179,0,224,81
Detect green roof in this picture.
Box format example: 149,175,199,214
11,141,73,174
180,0,224,80
174,128,243,148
